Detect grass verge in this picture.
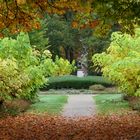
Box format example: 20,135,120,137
94,94,131,114
27,95,68,115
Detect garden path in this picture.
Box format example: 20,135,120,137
62,94,96,117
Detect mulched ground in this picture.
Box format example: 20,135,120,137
0,114,140,140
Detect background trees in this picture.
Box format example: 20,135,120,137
28,19,49,52
45,14,80,62
93,0,140,34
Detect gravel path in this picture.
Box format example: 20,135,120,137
62,95,96,117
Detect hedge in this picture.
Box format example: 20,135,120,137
42,75,112,90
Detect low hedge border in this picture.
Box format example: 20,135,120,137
42,75,113,90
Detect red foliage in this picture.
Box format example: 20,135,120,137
0,114,140,140
71,20,100,30
89,20,100,28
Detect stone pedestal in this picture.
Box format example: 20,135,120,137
77,70,85,77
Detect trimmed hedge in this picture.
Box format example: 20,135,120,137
42,75,112,90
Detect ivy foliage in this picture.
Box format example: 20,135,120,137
93,28,140,96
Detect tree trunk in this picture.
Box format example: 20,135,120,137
65,47,70,61
0,99,4,111
70,48,74,63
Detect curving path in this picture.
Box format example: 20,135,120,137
62,95,96,117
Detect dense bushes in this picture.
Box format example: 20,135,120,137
0,32,46,102
43,56,76,77
93,28,140,97
42,75,112,90
125,96,140,111
0,32,75,106
0,114,140,140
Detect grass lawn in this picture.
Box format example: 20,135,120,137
27,95,68,115
94,94,131,114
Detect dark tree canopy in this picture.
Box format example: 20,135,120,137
93,0,140,33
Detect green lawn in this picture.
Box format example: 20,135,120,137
94,94,131,114
27,95,68,115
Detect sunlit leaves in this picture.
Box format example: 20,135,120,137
16,0,26,5
93,28,140,96
41,56,76,77
0,32,76,102
0,33,45,102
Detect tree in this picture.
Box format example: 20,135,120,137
0,0,91,35
0,32,76,106
0,0,139,34
45,14,80,62
0,32,46,103
28,19,49,52
92,0,140,34
93,28,140,96
45,13,118,70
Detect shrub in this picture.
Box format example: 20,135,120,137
0,32,76,109
89,84,105,91
42,56,76,77
0,99,31,117
42,75,112,90
0,33,46,102
93,28,140,97
127,96,140,111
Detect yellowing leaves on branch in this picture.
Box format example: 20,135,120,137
93,28,140,97
0,0,93,35
16,0,26,5
0,0,139,35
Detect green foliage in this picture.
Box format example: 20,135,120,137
0,32,47,102
42,75,112,90
27,95,68,114
93,0,140,34
45,14,80,60
29,19,49,52
94,94,130,114
93,28,140,96
0,32,76,103
54,56,76,76
42,56,76,77
79,27,108,52
89,84,105,91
